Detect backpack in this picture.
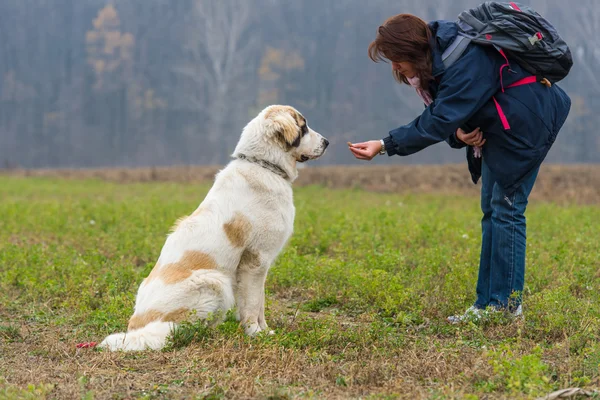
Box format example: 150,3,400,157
442,1,573,84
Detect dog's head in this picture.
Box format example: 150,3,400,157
233,105,328,181
262,105,328,163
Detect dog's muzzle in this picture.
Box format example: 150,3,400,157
299,138,329,162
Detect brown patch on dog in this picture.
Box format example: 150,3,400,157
238,168,269,193
265,106,301,148
163,308,191,323
160,251,218,284
239,249,261,270
127,308,190,331
143,261,162,285
145,251,218,285
293,111,306,131
127,309,164,331
223,212,252,247
264,105,293,121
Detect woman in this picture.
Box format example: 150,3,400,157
349,14,571,322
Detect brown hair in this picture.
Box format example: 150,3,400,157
368,14,434,90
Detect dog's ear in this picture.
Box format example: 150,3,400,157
265,107,301,148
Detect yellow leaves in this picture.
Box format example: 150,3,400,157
259,47,284,80
86,31,100,44
141,89,167,110
120,36,135,62
94,60,105,74
103,31,122,55
257,46,305,107
85,5,159,108
120,33,135,60
258,46,305,81
86,4,135,90
132,87,167,116
121,33,134,47
92,4,120,31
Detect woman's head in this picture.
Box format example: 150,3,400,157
368,14,433,89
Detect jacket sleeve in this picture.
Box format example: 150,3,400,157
383,46,500,156
445,132,466,149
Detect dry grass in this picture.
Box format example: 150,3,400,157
3,164,600,204
0,311,501,400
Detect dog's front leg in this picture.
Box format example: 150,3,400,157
235,249,270,335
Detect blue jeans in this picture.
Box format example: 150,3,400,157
475,160,539,311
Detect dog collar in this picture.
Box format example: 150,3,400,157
235,153,290,181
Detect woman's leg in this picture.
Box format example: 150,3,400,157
488,167,540,311
475,160,494,308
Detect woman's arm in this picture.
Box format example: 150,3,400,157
385,46,499,156
348,127,486,160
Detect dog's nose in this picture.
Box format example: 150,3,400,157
323,138,329,148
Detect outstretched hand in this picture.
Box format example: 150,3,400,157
348,140,382,161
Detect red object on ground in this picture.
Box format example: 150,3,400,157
76,342,98,348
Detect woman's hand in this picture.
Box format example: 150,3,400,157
348,140,382,161
456,127,486,147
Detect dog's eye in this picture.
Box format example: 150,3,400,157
301,125,308,136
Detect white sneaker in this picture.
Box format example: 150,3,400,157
447,306,484,324
447,304,523,324
511,304,523,319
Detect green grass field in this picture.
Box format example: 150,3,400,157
1,176,599,399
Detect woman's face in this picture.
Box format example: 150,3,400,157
392,61,417,79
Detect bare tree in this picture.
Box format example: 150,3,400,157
172,0,260,163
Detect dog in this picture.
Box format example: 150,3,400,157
99,105,328,351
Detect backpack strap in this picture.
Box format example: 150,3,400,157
458,11,487,33
507,76,537,88
441,34,472,69
494,75,541,131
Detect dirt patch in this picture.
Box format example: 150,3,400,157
3,164,600,204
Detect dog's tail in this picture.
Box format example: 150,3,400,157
98,321,175,351
98,270,235,351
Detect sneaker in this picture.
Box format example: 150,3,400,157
447,304,523,325
511,304,523,320
447,305,484,324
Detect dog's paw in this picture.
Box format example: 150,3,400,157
244,323,275,336
243,322,262,336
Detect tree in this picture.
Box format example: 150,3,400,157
86,4,135,91
171,0,261,163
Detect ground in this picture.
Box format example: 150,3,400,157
0,167,599,399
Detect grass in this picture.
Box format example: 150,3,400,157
0,175,599,399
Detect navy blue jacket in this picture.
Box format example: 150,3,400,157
382,21,571,194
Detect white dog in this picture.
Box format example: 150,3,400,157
99,105,328,351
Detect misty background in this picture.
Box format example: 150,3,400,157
0,0,598,169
